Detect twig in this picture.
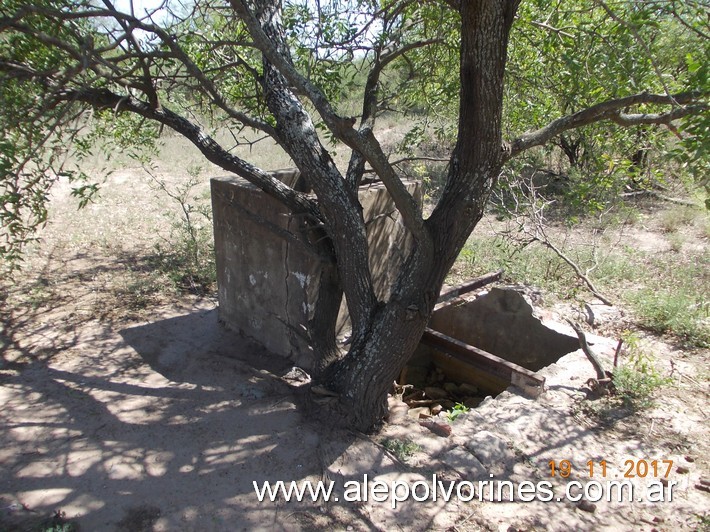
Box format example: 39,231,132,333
534,236,613,306
498,173,614,306
613,339,623,369
566,319,607,380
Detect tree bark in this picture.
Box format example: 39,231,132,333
320,302,433,431
317,0,520,432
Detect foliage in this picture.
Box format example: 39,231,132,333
455,234,624,301
148,167,216,295
381,438,421,461
630,288,710,348
612,332,670,408
505,1,709,203
0,0,161,269
446,402,469,423
1,0,706,256
504,2,709,215
454,206,708,349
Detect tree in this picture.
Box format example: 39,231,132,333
1,0,707,430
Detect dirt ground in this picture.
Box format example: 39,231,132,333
1,168,708,530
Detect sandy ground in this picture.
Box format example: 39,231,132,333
1,168,708,530
3,294,708,531
1,299,463,530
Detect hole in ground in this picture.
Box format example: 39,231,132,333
400,287,580,413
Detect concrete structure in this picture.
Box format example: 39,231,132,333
405,287,580,396
429,287,580,371
211,174,421,370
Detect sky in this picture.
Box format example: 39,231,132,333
113,0,168,16
111,0,180,26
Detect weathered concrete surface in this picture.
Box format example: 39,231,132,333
429,287,579,371
406,287,580,395
211,174,420,369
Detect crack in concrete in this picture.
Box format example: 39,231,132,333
283,213,294,354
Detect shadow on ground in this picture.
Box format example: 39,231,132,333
1,305,445,531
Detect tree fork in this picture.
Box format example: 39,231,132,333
318,299,434,432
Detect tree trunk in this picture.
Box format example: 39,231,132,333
244,0,518,432
319,301,432,431
316,1,518,431
308,259,343,375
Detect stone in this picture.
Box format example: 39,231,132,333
459,383,479,396
419,419,452,438
424,386,449,400
584,302,622,327
408,407,431,419
282,366,311,384
577,500,596,513
464,431,515,475
438,446,487,480
463,397,483,409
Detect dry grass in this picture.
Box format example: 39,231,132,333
4,118,709,349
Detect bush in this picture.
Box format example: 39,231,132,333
612,334,670,409
381,438,421,461
630,289,710,348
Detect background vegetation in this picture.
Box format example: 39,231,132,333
1,0,708,354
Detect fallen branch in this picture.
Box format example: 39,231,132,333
566,319,607,381
613,339,624,369
437,269,504,303
620,190,699,207
535,236,613,306
497,174,614,306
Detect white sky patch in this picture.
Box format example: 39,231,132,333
113,0,169,18
93,0,181,46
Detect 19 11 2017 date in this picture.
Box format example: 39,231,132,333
548,459,674,479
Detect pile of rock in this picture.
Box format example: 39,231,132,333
399,370,486,419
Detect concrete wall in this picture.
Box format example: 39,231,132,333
211,174,421,370
428,287,580,371
404,287,579,396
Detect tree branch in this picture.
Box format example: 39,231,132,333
101,0,159,109
566,319,607,381
231,0,426,243
529,20,573,38
346,38,442,190
49,84,320,219
7,3,279,138
610,105,707,127
508,91,707,158
595,0,674,98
